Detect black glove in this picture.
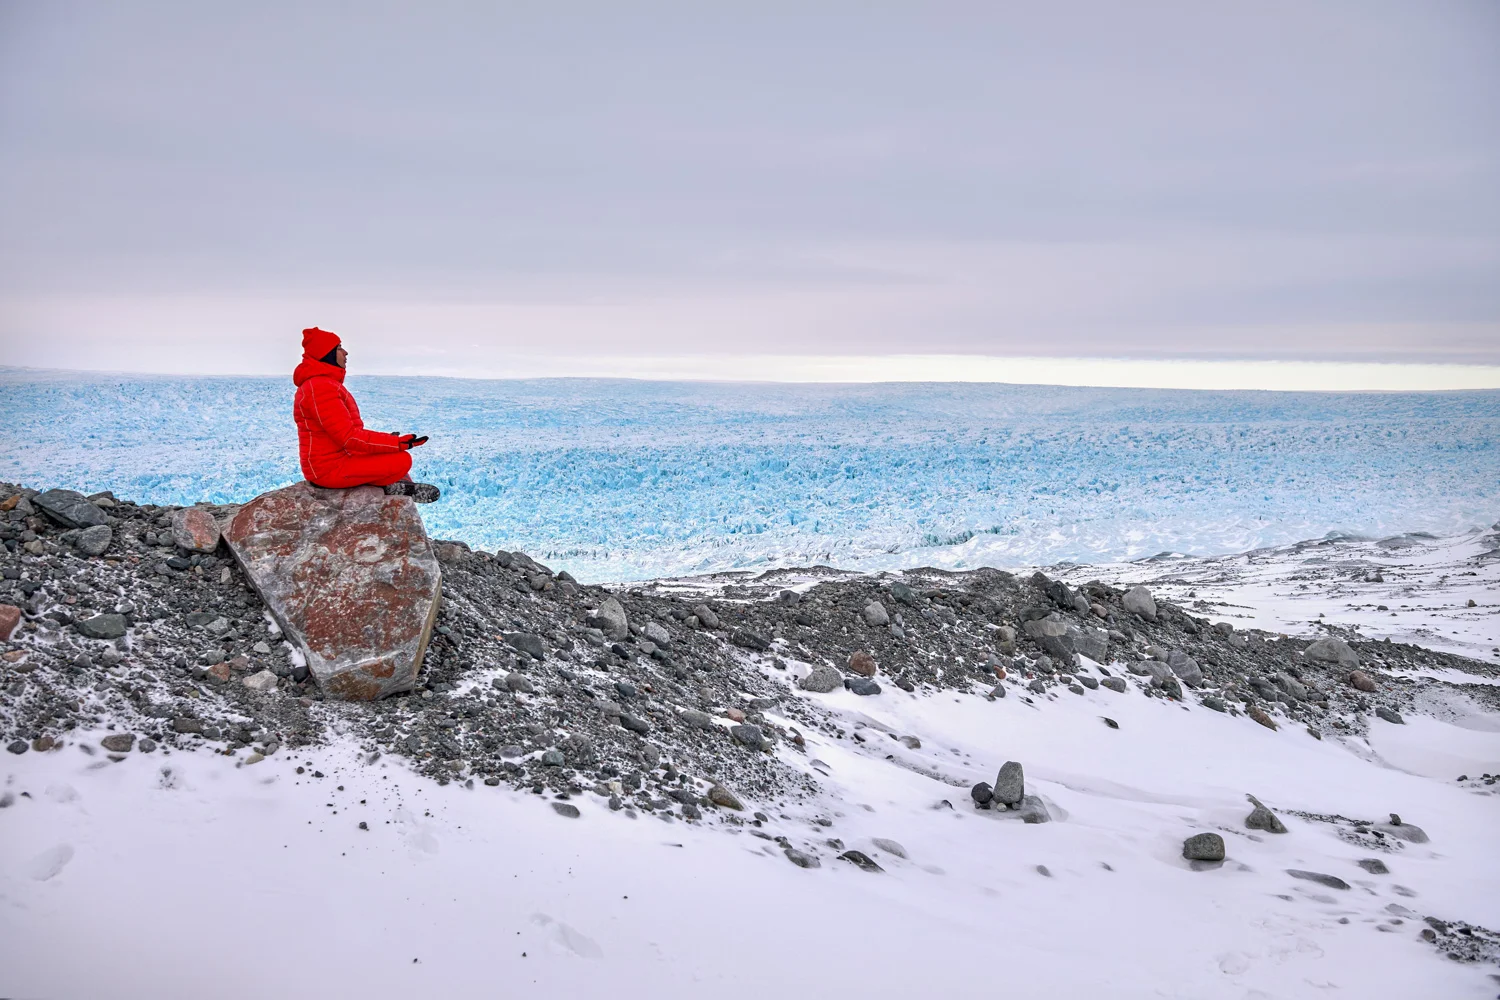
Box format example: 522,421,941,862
399,434,429,450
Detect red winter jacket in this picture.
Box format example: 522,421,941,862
293,357,404,485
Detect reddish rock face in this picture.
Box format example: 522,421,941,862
223,482,441,700
171,507,222,553
0,604,21,642
847,650,878,677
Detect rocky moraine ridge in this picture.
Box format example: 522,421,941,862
3,480,1497,793
3,481,1499,967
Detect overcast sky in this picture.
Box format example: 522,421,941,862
1,2,1497,379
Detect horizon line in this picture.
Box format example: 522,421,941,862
4,355,1500,392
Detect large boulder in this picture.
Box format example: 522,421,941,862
34,488,108,529
800,664,843,693
591,597,630,641
994,761,1025,806
223,482,441,700
1305,637,1358,669
1167,650,1203,688
1122,586,1157,621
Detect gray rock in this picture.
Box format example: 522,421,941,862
1183,833,1225,861
691,603,720,630
1373,818,1428,844
1168,650,1203,687
76,613,127,640
1375,706,1404,725
708,785,744,810
1077,674,1099,690
1357,858,1390,874
679,709,713,730
1287,869,1350,890
620,713,651,734
838,850,883,873
506,633,546,661
1073,626,1108,662
994,761,1024,806
1202,695,1226,712
643,620,672,649
862,601,890,627
242,669,278,693
1027,678,1046,695
971,781,993,806
799,665,843,693
1012,794,1052,824
6,740,27,754
871,838,908,858
34,488,108,529
1023,616,1069,641
783,847,820,869
1245,794,1287,833
74,524,113,557
844,677,881,696
1305,637,1358,669
1100,676,1127,693
730,628,771,651
1275,672,1309,701
541,749,565,766
1122,586,1157,620
592,597,630,641
551,802,581,818
100,733,135,752
504,672,534,694
889,581,918,606
731,724,767,750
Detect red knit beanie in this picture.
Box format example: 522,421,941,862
302,327,341,360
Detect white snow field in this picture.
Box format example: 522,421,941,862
3,631,1497,1000
2,368,1497,582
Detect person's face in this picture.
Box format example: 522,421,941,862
336,346,348,367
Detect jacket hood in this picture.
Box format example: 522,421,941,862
293,357,346,387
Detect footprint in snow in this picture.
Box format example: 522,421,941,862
392,806,439,854
27,844,74,881
44,783,79,804
530,913,603,959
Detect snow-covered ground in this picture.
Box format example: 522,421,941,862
1048,526,1500,664
4,542,1499,999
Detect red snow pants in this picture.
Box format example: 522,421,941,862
309,451,412,489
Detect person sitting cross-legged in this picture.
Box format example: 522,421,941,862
292,327,441,503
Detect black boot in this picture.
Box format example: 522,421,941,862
383,481,441,504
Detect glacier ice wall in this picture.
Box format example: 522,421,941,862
2,368,1496,582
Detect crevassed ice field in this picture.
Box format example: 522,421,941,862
3,368,1497,582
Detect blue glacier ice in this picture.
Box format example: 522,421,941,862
2,368,1496,582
